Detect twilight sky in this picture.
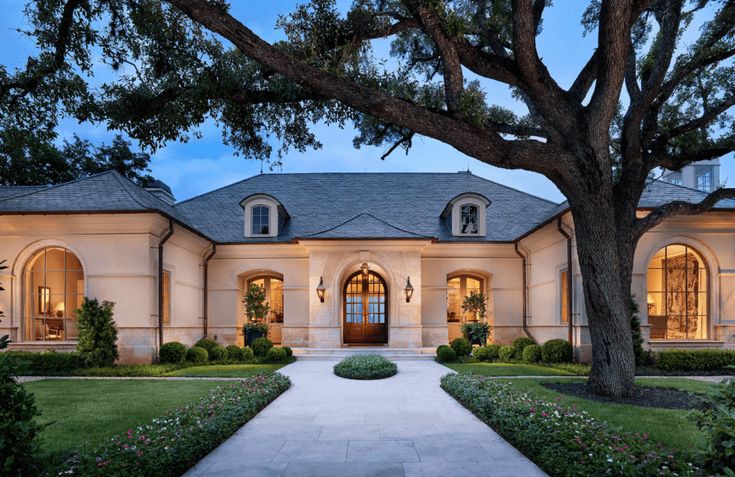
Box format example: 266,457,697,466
0,1,731,202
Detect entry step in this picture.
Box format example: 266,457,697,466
292,347,436,361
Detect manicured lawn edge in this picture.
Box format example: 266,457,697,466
441,373,696,476
55,373,291,476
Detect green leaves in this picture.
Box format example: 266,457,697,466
76,297,119,367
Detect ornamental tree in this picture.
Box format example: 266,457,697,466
1,0,734,396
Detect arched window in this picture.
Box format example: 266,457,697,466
447,274,484,323
647,244,708,339
24,247,84,341
251,205,270,235
247,275,283,324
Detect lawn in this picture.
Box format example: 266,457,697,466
444,362,590,376
163,363,288,377
25,379,225,456
494,377,713,451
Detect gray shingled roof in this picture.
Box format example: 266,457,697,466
0,171,192,226
0,185,48,200
174,172,559,243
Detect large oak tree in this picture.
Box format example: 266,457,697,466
1,0,734,396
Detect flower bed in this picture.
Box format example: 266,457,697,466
333,355,397,380
56,373,291,476
440,373,695,476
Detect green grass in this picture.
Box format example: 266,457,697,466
444,362,589,376
163,363,288,377
493,377,713,451
24,379,225,456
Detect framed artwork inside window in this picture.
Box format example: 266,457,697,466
38,286,50,314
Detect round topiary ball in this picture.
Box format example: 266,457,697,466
333,355,397,380
159,341,186,364
523,344,543,363
436,345,457,363
266,346,288,363
242,346,255,361
498,345,515,362
251,337,274,357
512,337,536,359
226,345,244,361
208,345,227,362
484,344,501,360
450,337,472,357
194,338,219,355
541,339,573,363
186,346,208,364
282,346,293,358
472,346,492,362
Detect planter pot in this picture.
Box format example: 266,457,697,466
245,329,266,346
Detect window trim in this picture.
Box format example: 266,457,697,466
559,268,570,325
447,194,489,237
240,194,283,238
446,273,485,323
246,274,284,324
251,204,271,236
694,165,714,192
162,269,172,325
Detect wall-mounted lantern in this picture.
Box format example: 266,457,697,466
316,276,326,303
405,276,414,303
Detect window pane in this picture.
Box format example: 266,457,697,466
560,270,569,324
252,206,270,235
447,277,461,322
460,205,479,234
162,271,171,324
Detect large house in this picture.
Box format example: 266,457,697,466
1,168,733,363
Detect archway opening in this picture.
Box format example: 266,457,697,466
343,270,388,345
646,244,708,340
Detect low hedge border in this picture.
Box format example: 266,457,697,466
57,373,291,476
655,349,735,372
441,373,694,476
333,355,398,380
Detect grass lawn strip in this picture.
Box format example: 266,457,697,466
444,362,588,376
163,363,287,377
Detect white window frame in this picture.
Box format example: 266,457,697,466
241,195,279,238
451,195,487,236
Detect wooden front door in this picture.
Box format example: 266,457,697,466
343,271,388,344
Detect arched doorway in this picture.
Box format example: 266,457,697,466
343,270,388,344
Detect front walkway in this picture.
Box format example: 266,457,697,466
185,360,546,477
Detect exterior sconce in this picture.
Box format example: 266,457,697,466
405,277,414,303
316,276,326,303
361,262,370,277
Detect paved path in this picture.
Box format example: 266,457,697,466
185,360,546,477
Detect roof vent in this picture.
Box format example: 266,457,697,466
145,179,175,205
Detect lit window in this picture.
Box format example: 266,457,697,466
646,244,708,339
247,276,284,323
460,205,479,234
560,269,569,324
447,275,483,323
695,166,714,192
252,205,270,235
162,270,171,325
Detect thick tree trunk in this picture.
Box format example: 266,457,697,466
571,202,637,397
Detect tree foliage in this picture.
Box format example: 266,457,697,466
76,298,119,367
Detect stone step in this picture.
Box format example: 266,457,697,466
292,347,436,361
6,341,77,353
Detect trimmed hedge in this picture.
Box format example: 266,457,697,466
441,373,693,476
208,345,227,362
242,346,255,361
333,355,397,380
58,374,291,476
5,351,86,374
266,347,288,363
283,346,293,358
511,337,536,359
541,339,573,363
656,349,735,371
498,345,515,362
159,342,186,364
194,338,220,355
436,345,457,363
522,344,542,363
225,345,244,362
186,346,208,364
450,337,472,357
251,337,273,357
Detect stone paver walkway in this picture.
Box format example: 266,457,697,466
184,360,546,477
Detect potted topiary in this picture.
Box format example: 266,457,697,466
243,283,270,346
461,291,490,345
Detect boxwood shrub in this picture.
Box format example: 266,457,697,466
333,355,397,380
472,346,493,362
242,346,255,361
159,342,186,364
225,345,244,362
450,337,472,357
6,351,86,374
208,345,227,362
522,344,542,363
251,337,273,357
57,374,291,476
266,346,288,363
656,349,735,371
282,346,293,358
512,337,536,359
541,339,573,363
194,338,219,355
498,345,515,362
436,345,457,363
441,373,693,476
185,346,208,364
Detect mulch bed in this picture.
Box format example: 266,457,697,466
542,382,706,410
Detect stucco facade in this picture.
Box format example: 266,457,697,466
1,171,733,363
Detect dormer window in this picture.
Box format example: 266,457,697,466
460,205,479,234
240,193,289,238
442,193,490,237
252,205,270,235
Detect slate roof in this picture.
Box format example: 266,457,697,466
1,171,733,244
0,171,192,226
174,172,559,243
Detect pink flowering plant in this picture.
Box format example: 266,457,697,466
441,374,696,476
57,373,290,476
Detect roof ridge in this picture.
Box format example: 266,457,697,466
0,170,118,204
468,175,561,206
175,173,264,206
300,212,430,238
112,172,192,226
646,177,711,195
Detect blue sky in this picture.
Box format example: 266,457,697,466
0,1,731,202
